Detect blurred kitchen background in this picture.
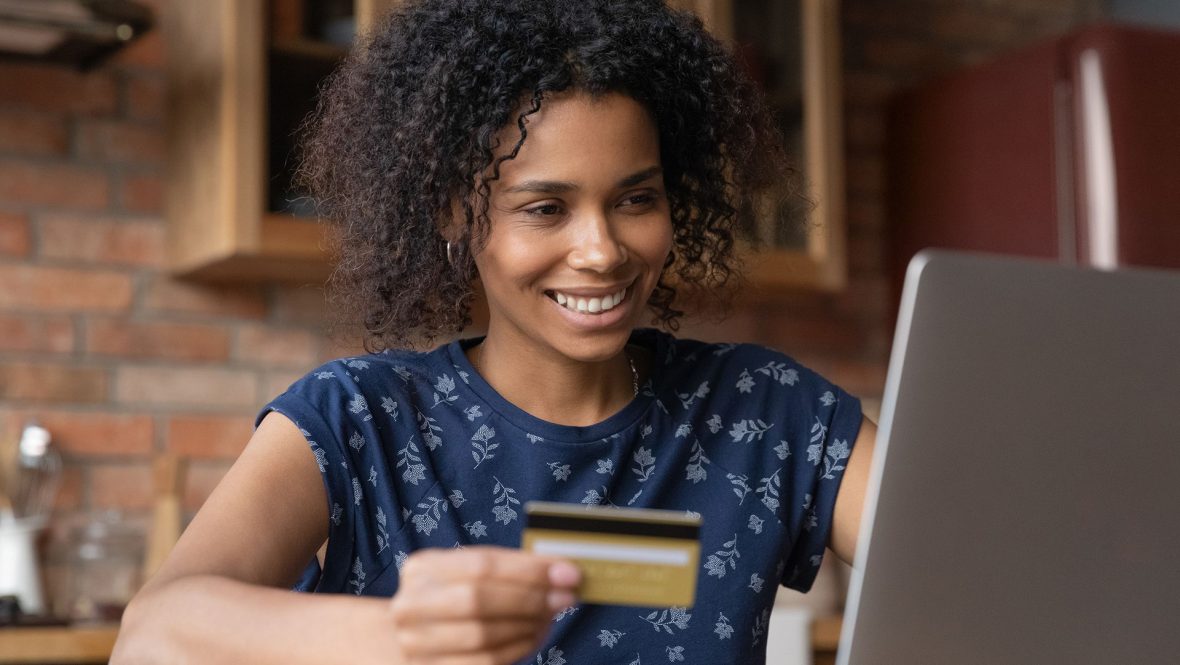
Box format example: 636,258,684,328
2,0,1179,662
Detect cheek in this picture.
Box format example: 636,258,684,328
473,235,551,290
640,220,675,268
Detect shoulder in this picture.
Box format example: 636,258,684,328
649,329,834,395
263,345,462,423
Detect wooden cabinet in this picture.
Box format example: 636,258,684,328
669,0,847,290
164,0,398,282
165,0,844,289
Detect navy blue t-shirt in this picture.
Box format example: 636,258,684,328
258,328,862,664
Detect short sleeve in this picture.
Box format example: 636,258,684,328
255,360,403,593
779,372,863,592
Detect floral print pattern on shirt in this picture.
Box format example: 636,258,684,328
259,328,862,664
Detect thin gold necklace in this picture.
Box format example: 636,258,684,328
471,342,639,397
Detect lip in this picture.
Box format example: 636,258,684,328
543,281,634,298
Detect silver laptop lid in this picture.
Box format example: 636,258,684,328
840,251,1180,665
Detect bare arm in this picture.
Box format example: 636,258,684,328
112,411,402,664
113,411,578,665
828,417,877,566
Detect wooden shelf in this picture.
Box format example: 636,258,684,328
164,0,396,284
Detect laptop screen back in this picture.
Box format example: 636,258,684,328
839,251,1180,665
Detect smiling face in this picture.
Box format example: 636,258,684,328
472,91,673,365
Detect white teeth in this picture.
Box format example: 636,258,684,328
551,288,627,314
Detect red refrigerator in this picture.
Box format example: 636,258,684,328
887,22,1180,297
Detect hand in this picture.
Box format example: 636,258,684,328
387,546,581,664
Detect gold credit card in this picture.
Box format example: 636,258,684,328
521,501,701,608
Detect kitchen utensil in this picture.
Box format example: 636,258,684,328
13,422,61,522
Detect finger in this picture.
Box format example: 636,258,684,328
400,547,580,590
395,617,545,656
411,634,548,665
391,579,573,622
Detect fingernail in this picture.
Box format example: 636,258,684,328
547,589,576,612
548,561,581,587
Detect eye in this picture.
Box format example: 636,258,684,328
524,203,563,217
619,191,661,210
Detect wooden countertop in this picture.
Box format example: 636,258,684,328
0,616,843,663
0,625,119,663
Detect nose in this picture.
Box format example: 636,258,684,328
566,211,628,273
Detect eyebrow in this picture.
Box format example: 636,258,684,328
502,166,664,195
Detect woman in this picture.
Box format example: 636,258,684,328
113,1,875,663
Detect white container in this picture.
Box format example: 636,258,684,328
0,514,47,616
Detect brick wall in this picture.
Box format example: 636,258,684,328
0,0,1102,611
0,1,350,607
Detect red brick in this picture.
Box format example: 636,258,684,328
263,370,306,400
166,415,253,459
75,120,165,166
0,265,133,312
792,354,888,399
835,275,892,322
0,313,75,353
846,199,885,232
53,464,84,512
112,23,165,70
114,365,258,410
39,214,166,267
119,172,164,214
318,334,367,363
758,310,867,358
87,318,231,362
236,324,321,368
272,286,331,326
0,211,32,256
91,463,154,510
0,362,107,403
842,71,902,107
863,37,956,74
845,108,885,151
930,9,1021,46
141,276,268,320
0,161,110,210
0,63,118,115
677,307,759,345
31,411,154,456
847,229,885,274
125,75,166,122
0,110,70,157
182,460,232,513
845,152,885,198
843,3,930,33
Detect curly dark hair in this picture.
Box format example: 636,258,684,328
299,0,791,351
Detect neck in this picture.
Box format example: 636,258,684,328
470,330,640,427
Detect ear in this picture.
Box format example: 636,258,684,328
437,197,467,244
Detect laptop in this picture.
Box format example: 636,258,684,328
838,250,1180,665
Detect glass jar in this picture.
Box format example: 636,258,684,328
59,511,144,623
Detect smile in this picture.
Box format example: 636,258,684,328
546,287,629,314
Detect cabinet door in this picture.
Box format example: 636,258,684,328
668,0,847,290
166,0,401,283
